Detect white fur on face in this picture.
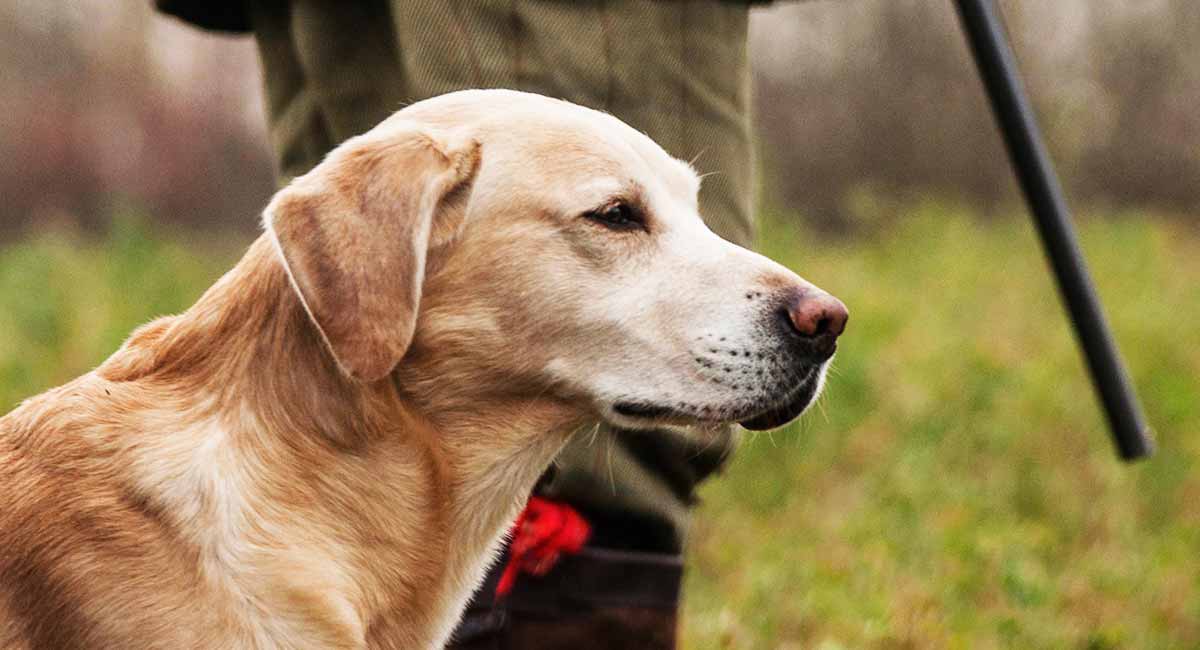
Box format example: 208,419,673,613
546,203,832,432
404,90,837,434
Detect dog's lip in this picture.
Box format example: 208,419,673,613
738,370,820,431
612,402,679,420
610,367,821,430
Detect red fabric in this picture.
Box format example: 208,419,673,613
496,496,591,597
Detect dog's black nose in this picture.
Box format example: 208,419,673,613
780,290,848,359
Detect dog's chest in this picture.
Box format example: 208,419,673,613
114,402,566,649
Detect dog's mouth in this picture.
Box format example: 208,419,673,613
611,366,823,431
737,370,822,431
611,402,681,421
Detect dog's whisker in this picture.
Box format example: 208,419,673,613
605,430,617,495
585,422,602,448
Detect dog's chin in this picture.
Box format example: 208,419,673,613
737,372,821,431
606,365,825,432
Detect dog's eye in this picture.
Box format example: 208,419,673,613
584,202,644,231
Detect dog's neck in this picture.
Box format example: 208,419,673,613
101,235,583,645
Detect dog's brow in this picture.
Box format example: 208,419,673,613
609,183,652,215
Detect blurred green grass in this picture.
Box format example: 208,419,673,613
1,208,1196,648
685,203,1200,649
0,218,240,408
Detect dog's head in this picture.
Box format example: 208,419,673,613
265,90,846,433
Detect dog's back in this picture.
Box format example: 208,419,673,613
0,378,213,649
0,414,41,650
0,384,102,649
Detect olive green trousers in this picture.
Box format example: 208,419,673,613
247,0,756,546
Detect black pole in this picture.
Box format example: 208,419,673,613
953,0,1154,460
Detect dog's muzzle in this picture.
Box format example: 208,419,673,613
739,289,848,430
610,287,848,431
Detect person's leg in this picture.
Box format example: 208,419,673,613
385,0,754,244
247,0,408,183
249,0,753,236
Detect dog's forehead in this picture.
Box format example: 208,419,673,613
393,89,700,202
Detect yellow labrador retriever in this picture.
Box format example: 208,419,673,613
0,90,846,649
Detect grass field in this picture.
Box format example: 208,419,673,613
1,207,1197,648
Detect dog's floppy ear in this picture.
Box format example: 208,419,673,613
264,123,480,382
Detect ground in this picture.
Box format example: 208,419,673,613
1,205,1196,648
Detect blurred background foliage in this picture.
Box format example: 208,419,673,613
751,0,1200,231
1,1,1197,237
684,207,1200,648
1,1,1197,647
